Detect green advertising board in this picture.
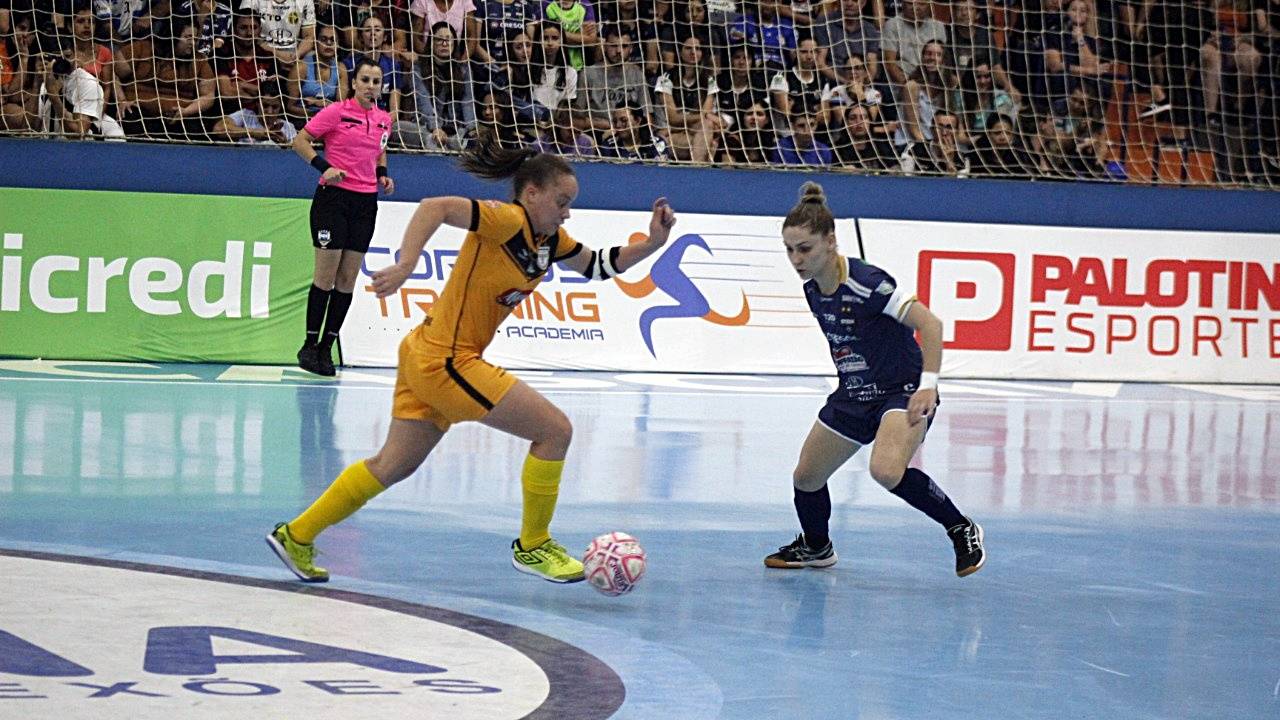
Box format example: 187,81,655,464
0,188,313,363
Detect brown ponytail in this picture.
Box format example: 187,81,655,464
783,181,836,236
457,140,574,197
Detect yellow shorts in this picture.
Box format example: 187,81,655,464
392,337,517,432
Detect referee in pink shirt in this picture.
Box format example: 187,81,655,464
291,57,397,376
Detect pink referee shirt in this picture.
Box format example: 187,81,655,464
303,99,393,193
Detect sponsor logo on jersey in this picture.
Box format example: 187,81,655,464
496,288,531,307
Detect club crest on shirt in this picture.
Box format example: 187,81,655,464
502,234,555,280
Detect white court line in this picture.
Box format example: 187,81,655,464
1140,580,1208,596
1078,659,1131,678
964,379,1122,398
0,375,1277,404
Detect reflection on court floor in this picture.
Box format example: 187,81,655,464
1,360,1277,719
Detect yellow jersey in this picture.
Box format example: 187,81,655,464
412,199,582,357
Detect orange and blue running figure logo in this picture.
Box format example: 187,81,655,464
614,232,752,355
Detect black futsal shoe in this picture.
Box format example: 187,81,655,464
315,345,337,377
764,534,838,569
297,343,328,376
948,517,986,577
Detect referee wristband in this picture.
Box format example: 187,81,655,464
376,166,388,178
310,155,332,173
919,371,939,391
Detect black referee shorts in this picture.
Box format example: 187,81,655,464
309,185,379,253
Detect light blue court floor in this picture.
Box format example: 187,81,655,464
1,360,1278,720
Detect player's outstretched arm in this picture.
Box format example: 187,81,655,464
901,300,944,425
614,197,677,274
559,198,677,280
371,197,473,298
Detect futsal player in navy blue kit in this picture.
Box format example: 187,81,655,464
764,182,986,577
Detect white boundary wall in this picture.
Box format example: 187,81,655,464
342,202,1280,383
859,219,1280,383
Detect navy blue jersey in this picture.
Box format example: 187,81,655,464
804,256,922,402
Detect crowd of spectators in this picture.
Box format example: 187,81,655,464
2,0,1278,184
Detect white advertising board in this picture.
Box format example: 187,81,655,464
341,202,845,374
342,205,1279,383
858,219,1280,383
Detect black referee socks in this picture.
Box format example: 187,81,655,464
305,284,329,346
320,290,354,348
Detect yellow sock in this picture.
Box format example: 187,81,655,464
519,454,563,550
289,460,385,544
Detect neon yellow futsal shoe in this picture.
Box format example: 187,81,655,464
511,538,586,583
266,523,329,582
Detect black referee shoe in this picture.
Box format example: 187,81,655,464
947,517,985,577
764,534,837,569
297,343,327,376
315,344,337,377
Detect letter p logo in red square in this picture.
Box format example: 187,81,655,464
918,251,1016,351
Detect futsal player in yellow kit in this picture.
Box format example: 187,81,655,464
267,141,677,584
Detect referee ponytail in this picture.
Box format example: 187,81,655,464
458,140,575,197
783,181,836,237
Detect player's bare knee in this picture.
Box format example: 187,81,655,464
868,461,904,490
540,409,573,453
792,467,827,492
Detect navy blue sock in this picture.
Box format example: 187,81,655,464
793,485,831,549
890,468,965,529
305,284,328,346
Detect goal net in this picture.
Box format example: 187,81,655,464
3,0,1277,187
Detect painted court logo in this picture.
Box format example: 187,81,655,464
917,250,1016,351
615,233,752,356
0,550,623,720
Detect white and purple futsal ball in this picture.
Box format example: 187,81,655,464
582,532,647,596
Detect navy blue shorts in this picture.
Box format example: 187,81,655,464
817,392,939,446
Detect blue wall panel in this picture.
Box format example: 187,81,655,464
6,137,1278,233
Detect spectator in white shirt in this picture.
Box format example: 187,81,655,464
38,56,125,139
239,0,316,65
880,0,945,94
213,78,299,142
